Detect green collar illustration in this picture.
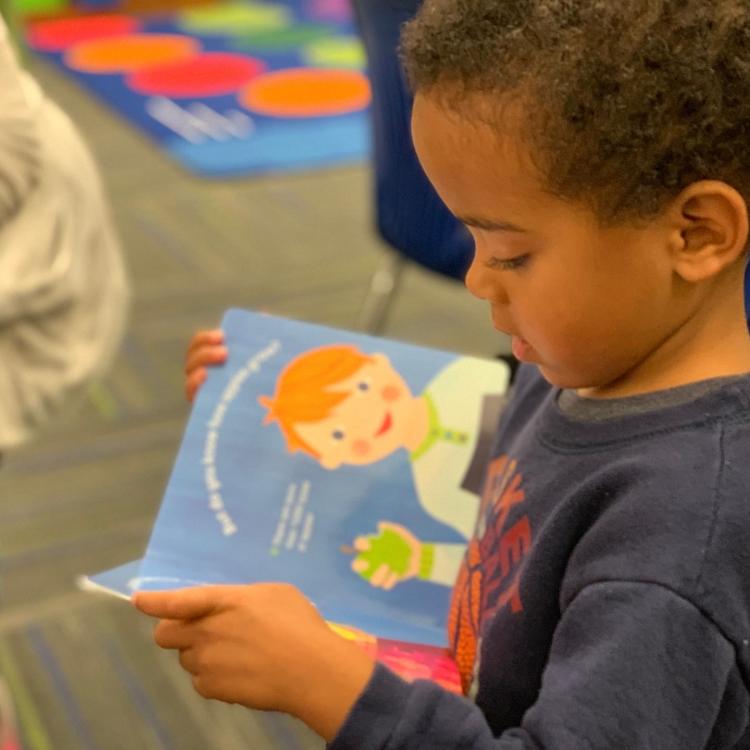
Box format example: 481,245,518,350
410,393,469,461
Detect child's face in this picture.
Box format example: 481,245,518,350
294,354,415,469
412,93,681,392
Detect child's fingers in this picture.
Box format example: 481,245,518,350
377,521,403,534
186,330,224,360
132,587,218,620
353,536,370,552
381,571,400,591
185,345,228,376
178,647,200,676
154,619,193,650
351,558,369,574
185,368,207,402
369,564,391,589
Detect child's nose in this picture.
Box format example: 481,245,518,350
464,259,485,299
465,255,502,302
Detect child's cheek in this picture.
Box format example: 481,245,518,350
381,385,400,402
352,439,371,457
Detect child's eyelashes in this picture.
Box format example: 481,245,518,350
486,254,531,271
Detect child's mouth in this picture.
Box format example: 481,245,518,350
512,336,534,362
375,412,392,437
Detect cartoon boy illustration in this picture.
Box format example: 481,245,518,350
259,345,509,590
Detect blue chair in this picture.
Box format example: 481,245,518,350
352,0,474,333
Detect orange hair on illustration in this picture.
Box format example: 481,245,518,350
258,345,372,458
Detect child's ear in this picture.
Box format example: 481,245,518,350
669,180,749,283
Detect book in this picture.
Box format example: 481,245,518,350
83,309,511,692
80,556,467,691
77,559,142,601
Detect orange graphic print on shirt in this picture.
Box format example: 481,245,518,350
448,455,532,693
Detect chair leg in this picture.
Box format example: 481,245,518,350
359,251,407,335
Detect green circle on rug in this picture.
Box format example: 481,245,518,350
178,2,291,35
303,36,365,68
14,0,66,16
230,23,335,51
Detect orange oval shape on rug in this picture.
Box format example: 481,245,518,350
239,68,370,118
66,34,200,74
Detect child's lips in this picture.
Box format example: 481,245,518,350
512,336,535,362
375,411,392,437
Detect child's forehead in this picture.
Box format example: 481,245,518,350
414,91,540,169
412,92,550,215
324,357,371,384
416,87,525,136
327,355,391,386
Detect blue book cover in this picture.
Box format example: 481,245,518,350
131,309,510,654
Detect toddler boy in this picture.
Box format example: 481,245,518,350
136,2,750,747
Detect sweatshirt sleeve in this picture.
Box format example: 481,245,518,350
330,581,742,749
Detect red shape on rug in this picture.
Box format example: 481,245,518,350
127,52,265,98
28,15,140,52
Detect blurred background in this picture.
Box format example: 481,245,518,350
0,1,508,746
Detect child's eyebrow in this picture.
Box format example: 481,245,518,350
457,215,527,233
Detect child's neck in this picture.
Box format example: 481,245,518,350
401,396,431,452
580,281,750,399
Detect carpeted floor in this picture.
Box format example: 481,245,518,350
0,53,507,749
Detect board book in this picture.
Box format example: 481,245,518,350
82,308,511,692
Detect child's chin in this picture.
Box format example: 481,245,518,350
536,364,589,391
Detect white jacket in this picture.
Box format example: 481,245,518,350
0,20,129,449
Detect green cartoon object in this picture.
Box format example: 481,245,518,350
354,527,413,580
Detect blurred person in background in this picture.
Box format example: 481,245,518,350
0,15,128,746
0,15,128,457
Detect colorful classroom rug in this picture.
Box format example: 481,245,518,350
25,0,371,177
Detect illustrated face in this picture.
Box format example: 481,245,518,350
411,93,678,392
295,353,415,469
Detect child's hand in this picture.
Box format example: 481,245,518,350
132,583,375,741
184,329,227,401
351,521,422,589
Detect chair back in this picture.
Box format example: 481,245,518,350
352,0,473,280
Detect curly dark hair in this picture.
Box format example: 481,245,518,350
401,0,750,223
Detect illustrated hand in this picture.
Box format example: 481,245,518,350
184,329,227,401
351,521,422,590
132,583,375,741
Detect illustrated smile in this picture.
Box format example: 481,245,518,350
375,411,392,437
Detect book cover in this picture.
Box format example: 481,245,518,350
90,309,510,691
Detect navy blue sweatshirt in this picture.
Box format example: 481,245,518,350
331,366,750,749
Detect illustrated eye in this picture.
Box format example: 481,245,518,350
331,429,346,441
356,381,370,392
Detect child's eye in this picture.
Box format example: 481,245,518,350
331,429,346,441
487,254,530,271
356,381,370,392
